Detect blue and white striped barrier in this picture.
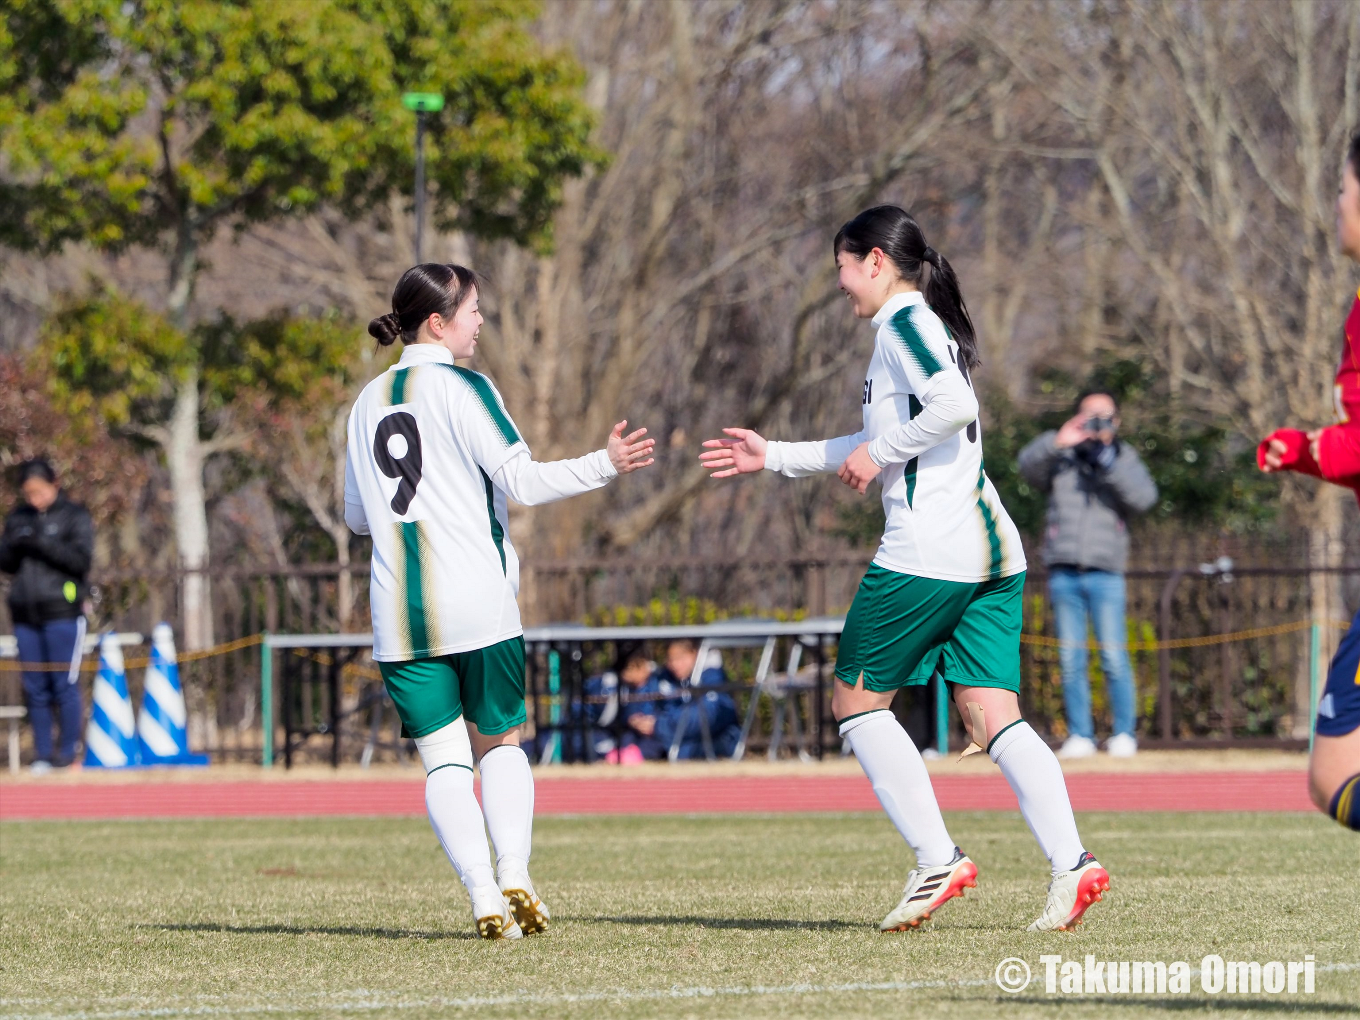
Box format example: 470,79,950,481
83,633,139,768
136,623,208,766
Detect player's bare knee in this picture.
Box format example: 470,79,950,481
469,724,521,761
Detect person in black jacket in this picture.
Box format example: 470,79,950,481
0,459,93,772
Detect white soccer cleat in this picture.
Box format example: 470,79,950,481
1028,852,1110,931
1057,735,1097,759
498,865,550,935
879,848,978,932
469,884,523,940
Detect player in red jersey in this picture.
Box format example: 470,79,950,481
1259,131,1360,832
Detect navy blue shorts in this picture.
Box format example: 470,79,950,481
1317,610,1360,737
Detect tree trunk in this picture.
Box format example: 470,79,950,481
329,407,353,631
164,228,214,650
166,368,214,650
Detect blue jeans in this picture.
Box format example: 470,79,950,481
1048,569,1136,740
14,617,86,763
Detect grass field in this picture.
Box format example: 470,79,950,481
2,811,1357,1019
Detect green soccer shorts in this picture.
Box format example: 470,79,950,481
378,635,527,738
835,565,1025,693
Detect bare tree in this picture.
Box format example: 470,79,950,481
986,0,1360,731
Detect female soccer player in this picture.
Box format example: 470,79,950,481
700,207,1108,931
1258,132,1360,833
346,264,655,938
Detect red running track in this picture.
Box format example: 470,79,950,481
0,771,1312,820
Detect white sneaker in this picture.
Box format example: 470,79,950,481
1028,852,1110,931
29,760,53,776
1057,735,1097,759
1105,733,1137,758
879,848,978,932
468,885,523,940
498,866,550,935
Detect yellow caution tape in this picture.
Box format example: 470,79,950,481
0,632,263,672
3,617,1354,674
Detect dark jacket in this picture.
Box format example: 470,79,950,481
1017,432,1158,573
656,664,742,759
0,494,94,625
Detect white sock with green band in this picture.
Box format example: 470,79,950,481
839,710,956,868
479,744,535,876
988,720,1085,876
424,765,496,892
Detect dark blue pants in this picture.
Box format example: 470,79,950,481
15,618,85,764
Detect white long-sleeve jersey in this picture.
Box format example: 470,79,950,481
345,343,616,661
765,290,1025,583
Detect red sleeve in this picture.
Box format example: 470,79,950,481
1258,429,1323,478
1314,422,1360,482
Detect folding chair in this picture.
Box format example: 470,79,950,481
734,636,817,762
667,634,778,763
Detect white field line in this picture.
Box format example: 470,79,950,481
4,965,1360,1020
0,978,992,1020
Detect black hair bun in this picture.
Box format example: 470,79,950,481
368,312,402,346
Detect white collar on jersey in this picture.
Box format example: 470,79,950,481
396,343,456,366
871,289,925,327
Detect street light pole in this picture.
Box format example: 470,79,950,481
401,92,445,265
413,109,426,263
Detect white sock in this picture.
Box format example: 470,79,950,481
425,765,496,892
989,721,1086,876
479,744,535,876
840,710,956,868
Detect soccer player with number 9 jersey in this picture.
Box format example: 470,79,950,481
346,264,655,938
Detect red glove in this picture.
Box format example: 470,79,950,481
1257,429,1322,477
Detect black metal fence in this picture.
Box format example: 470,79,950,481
1,534,1349,764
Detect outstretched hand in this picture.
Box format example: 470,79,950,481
699,428,767,478
608,420,656,475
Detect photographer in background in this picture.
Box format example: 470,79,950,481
1018,391,1158,759
0,459,93,774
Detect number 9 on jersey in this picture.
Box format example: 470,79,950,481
374,412,423,515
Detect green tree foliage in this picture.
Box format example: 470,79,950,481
0,0,602,267
2,0,601,645
36,288,363,442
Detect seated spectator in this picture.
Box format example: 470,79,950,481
655,639,743,759
579,643,679,762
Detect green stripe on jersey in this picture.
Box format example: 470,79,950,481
389,367,410,405
447,366,520,446
397,521,438,656
480,468,507,573
975,466,1004,580
889,306,944,378
905,394,922,508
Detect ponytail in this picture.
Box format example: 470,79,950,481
920,248,978,370
833,206,980,369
